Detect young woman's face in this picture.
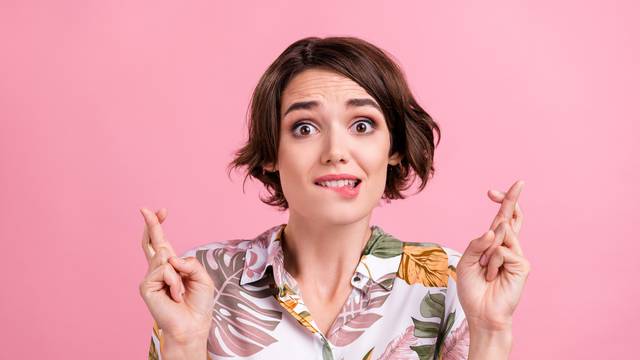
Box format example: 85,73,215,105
266,68,401,225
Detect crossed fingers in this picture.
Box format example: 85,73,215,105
480,181,525,267
489,180,524,235
139,207,186,299
140,207,176,262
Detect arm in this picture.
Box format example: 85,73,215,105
148,320,210,360
161,335,209,360
468,324,512,360
455,181,530,359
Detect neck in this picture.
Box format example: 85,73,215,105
281,210,373,299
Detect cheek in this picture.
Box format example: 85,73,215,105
359,143,391,176
277,146,312,193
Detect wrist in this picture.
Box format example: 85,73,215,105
161,335,208,360
468,325,513,360
467,315,513,333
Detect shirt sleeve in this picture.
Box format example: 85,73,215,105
436,247,470,360
148,319,163,360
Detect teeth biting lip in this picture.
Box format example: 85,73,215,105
314,179,362,188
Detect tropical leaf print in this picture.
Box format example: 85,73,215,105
241,225,280,282
361,347,375,360
410,291,447,360
439,318,469,360
148,337,158,360
322,340,335,360
448,265,457,283
148,320,163,360
199,247,283,357
276,283,319,335
376,324,419,360
326,272,395,346
398,245,449,287
362,227,404,258
434,309,456,359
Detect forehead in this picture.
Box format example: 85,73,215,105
281,68,373,112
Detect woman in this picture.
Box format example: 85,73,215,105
139,36,530,360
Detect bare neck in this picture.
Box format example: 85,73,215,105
282,210,373,300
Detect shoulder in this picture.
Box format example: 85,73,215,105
397,241,462,288
368,226,462,288
178,224,283,259
179,238,252,258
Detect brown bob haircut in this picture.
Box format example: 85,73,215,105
228,36,441,211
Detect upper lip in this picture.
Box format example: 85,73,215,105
314,173,361,184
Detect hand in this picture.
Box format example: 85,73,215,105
457,180,531,332
138,207,215,344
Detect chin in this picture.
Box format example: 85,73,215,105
306,201,372,226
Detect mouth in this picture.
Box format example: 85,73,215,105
314,179,362,188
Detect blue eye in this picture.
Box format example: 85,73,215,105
350,119,375,134
292,122,318,137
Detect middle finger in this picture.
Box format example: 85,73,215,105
488,190,524,234
489,180,524,231
140,208,174,261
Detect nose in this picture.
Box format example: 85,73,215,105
320,125,349,165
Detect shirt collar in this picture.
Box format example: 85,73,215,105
239,224,401,292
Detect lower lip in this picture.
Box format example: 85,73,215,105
316,181,362,199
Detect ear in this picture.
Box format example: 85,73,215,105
388,152,403,166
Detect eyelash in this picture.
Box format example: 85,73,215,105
291,118,376,138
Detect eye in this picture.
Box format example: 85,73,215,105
350,118,376,134
291,122,319,137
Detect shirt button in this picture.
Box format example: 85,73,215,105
353,276,361,282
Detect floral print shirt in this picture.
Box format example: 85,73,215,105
148,224,470,359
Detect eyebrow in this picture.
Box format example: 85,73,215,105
282,98,382,117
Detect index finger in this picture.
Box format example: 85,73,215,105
489,180,525,231
140,208,176,261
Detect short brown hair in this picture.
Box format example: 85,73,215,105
227,36,441,210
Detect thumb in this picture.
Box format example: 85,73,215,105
462,230,495,261
169,256,213,287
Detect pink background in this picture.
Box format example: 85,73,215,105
1,1,637,358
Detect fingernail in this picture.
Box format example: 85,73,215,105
480,254,487,266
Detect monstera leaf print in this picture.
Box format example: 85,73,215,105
198,247,283,357
326,272,395,346
398,244,449,287
410,291,447,360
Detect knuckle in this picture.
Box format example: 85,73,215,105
155,246,169,259
496,246,508,256
504,223,515,235
138,280,150,298
162,262,175,272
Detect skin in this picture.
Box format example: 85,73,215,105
263,68,402,334
138,208,213,359
138,68,530,359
